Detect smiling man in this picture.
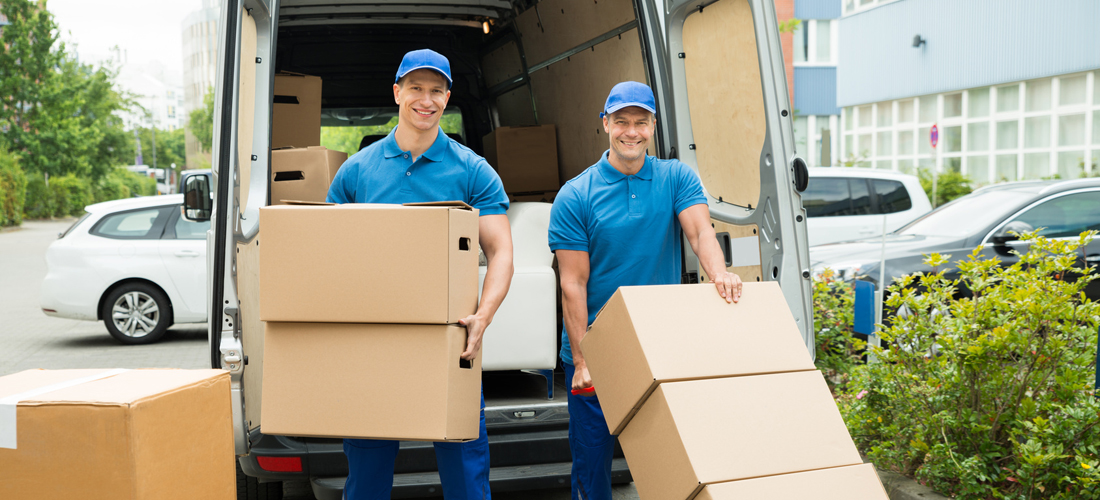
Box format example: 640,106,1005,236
548,81,743,500
327,48,513,500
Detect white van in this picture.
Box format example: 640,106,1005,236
803,167,931,247
183,1,814,497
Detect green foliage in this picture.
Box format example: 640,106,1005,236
132,127,186,172
838,233,1100,499
813,270,866,388
778,18,802,34
320,114,465,156
919,169,973,206
22,167,153,219
0,148,27,226
188,89,215,154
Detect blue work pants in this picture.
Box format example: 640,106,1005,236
563,362,616,500
342,390,490,500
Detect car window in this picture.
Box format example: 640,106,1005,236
90,207,170,239
803,178,851,217
872,180,913,214
899,190,1023,237
850,179,873,215
1011,191,1100,239
172,211,211,240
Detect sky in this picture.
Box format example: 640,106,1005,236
48,0,204,82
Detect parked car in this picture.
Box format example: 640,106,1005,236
809,178,1100,300
40,194,210,344
803,167,932,247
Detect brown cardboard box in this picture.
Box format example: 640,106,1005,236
482,125,560,194
273,72,322,149
580,282,814,435
270,146,348,205
262,322,481,441
0,369,234,500
695,464,889,500
259,202,479,324
618,371,863,500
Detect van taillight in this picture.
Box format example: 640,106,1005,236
256,456,302,472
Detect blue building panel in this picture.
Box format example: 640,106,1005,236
838,0,1100,107
795,0,841,20
795,67,840,116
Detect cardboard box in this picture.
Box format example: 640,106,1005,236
618,371,863,500
0,369,234,500
262,322,481,441
259,202,479,324
270,146,348,205
695,464,889,500
272,72,322,149
482,125,560,194
580,282,814,435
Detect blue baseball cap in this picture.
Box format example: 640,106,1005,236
600,81,656,118
395,49,452,88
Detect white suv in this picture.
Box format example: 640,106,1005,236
803,167,932,247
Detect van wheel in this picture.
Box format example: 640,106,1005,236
237,461,284,500
101,283,172,345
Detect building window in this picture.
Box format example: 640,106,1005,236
793,22,807,63
793,20,836,65
844,0,900,15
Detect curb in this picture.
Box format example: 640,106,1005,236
877,469,953,500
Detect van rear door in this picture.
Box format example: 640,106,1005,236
638,0,814,354
206,0,278,456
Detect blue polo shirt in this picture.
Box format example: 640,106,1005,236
548,150,707,365
327,127,508,214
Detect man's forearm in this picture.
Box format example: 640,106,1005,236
696,234,729,280
561,282,589,367
478,249,513,322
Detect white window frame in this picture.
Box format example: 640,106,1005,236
793,19,837,67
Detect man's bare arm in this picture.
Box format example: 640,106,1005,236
459,214,513,360
557,249,593,390
678,204,742,303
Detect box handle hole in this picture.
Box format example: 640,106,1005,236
273,95,300,105
273,171,304,182
459,359,472,369
459,237,471,251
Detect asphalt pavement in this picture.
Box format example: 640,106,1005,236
0,219,638,500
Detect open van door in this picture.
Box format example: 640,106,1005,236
637,0,814,354
203,0,279,456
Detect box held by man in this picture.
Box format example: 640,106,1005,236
694,464,889,500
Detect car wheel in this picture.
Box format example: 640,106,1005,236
237,461,283,500
102,283,172,345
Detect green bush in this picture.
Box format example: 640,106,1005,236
0,149,27,226
919,169,973,206
839,232,1100,499
813,270,865,389
23,173,91,219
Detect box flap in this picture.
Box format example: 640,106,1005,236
404,201,474,211
697,464,889,500
282,200,335,206
16,370,227,406
275,71,308,77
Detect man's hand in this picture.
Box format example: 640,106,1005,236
711,271,743,303
458,312,490,361
572,362,594,392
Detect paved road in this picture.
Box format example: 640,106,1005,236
0,219,638,500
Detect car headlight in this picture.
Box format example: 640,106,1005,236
811,261,870,282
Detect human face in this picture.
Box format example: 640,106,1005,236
603,107,654,164
393,69,450,132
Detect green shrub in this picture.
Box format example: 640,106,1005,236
839,232,1100,499
23,173,93,219
813,270,865,389
919,169,973,206
0,149,27,226
23,174,56,219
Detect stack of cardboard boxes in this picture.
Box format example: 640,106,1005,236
0,369,236,499
258,201,483,442
581,283,889,500
270,72,347,204
482,125,560,203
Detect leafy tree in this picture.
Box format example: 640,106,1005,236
131,127,186,171
0,148,27,226
188,89,215,154
320,114,465,156
0,0,63,170
919,169,973,207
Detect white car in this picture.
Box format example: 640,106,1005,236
803,167,932,247
40,194,209,344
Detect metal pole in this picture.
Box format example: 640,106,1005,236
871,213,887,351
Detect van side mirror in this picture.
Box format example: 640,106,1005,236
991,220,1033,245
183,174,212,222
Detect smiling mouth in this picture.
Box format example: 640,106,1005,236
414,108,436,116
620,140,643,147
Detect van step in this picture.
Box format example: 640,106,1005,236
310,458,632,500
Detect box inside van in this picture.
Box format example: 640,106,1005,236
185,0,815,497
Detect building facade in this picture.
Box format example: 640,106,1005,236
837,0,1100,184
181,0,222,168
116,61,185,132
791,0,841,168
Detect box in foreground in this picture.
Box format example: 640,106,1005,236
262,322,481,441
581,282,814,434
696,464,889,500
0,369,234,500
270,146,348,204
619,371,862,500
259,202,479,324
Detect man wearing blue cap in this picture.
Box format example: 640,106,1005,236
328,48,513,500
548,81,743,500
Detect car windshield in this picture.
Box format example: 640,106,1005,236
898,190,1025,237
